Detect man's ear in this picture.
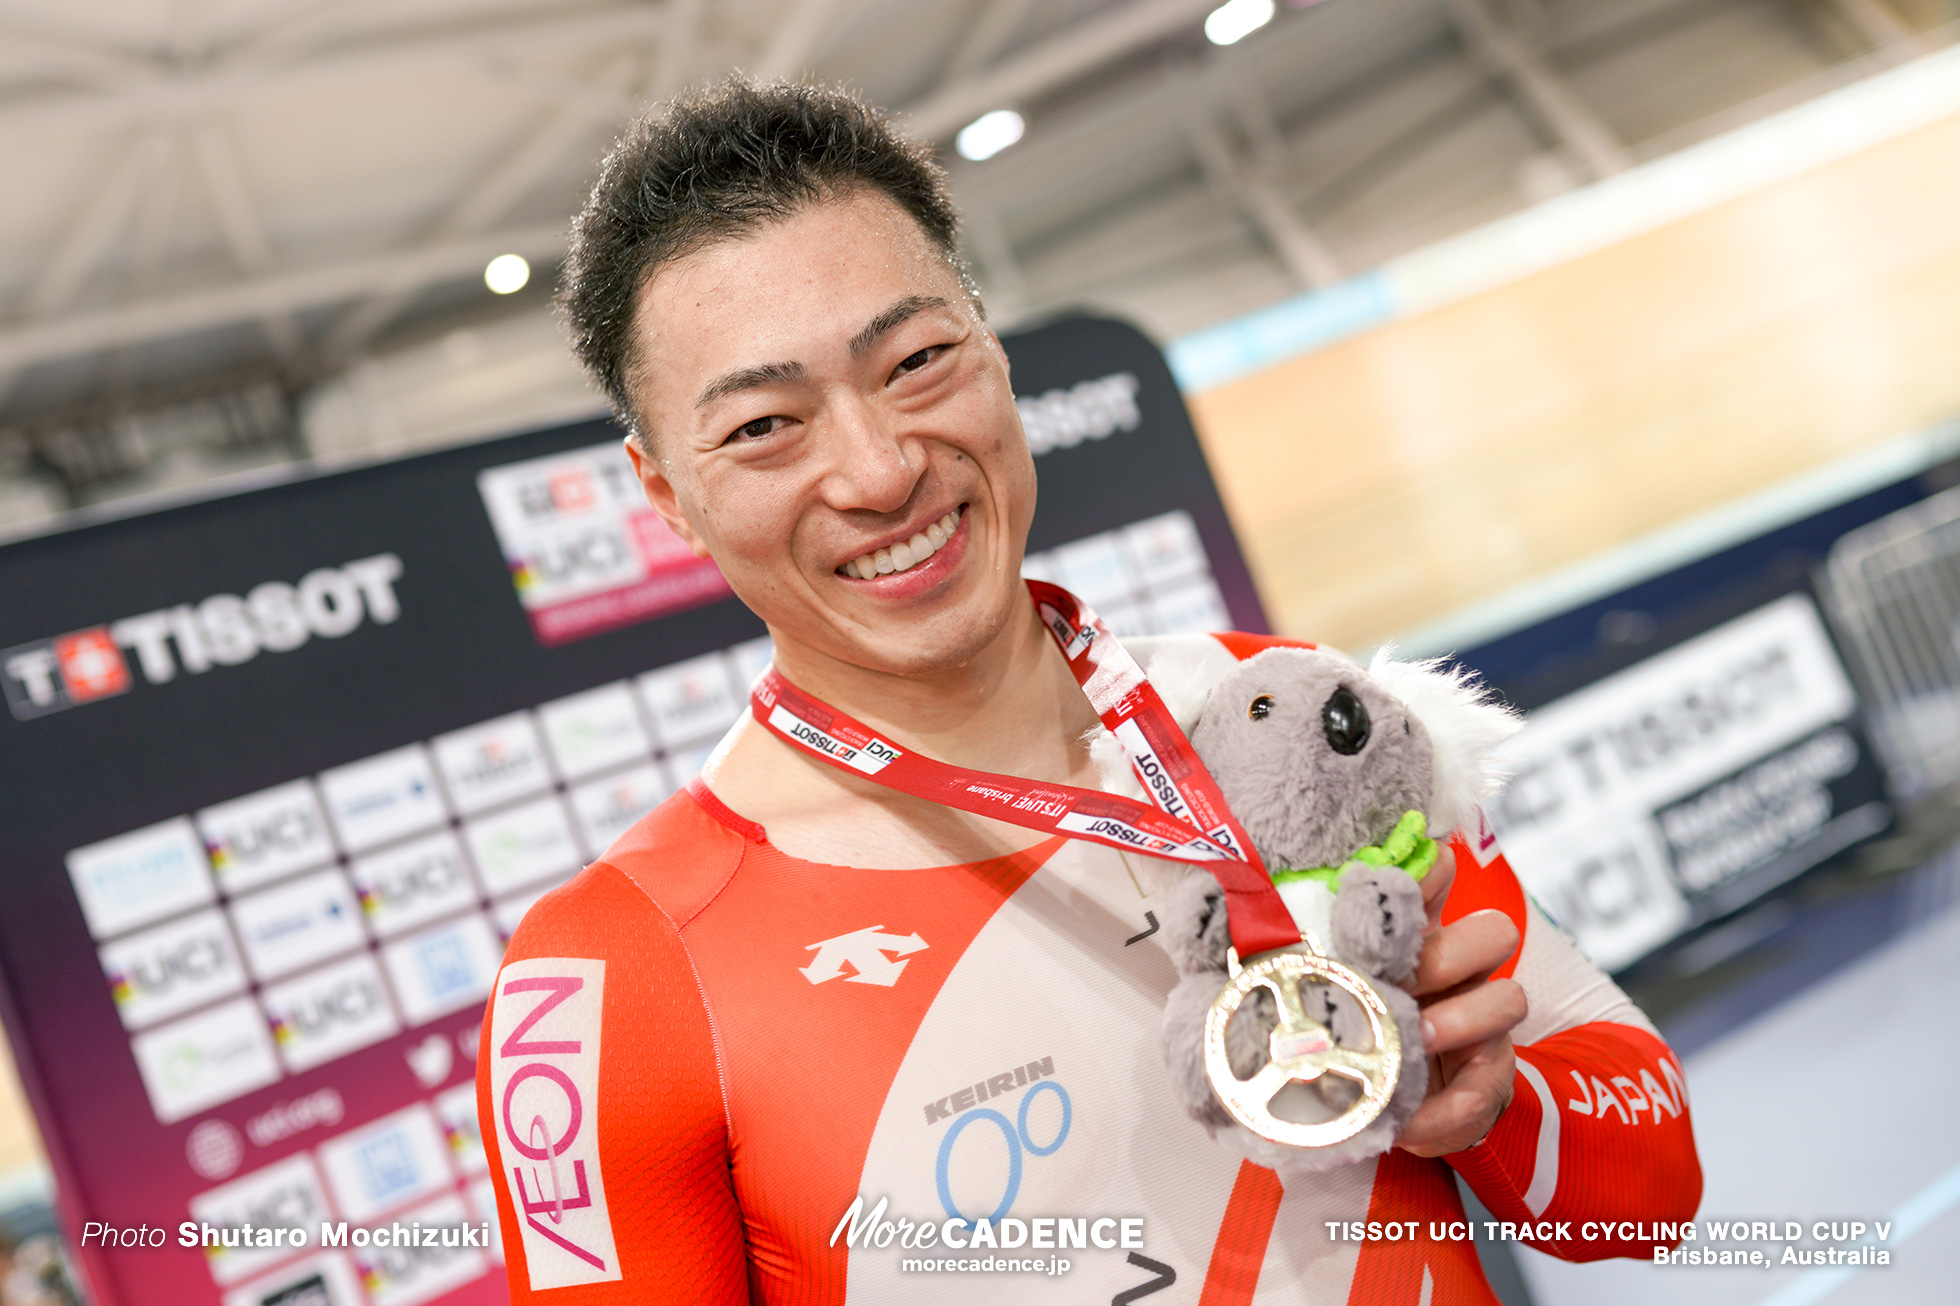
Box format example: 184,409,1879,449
622,434,713,560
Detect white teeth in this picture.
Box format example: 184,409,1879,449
844,508,965,580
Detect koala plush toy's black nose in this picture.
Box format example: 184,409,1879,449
1322,686,1371,754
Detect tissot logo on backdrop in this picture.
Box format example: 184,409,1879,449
0,552,404,721
1015,372,1141,456
1487,593,1886,969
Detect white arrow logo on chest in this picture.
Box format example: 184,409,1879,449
800,926,929,987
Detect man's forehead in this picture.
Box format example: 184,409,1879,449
635,193,960,365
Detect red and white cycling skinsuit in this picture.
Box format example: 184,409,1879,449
477,632,1702,1304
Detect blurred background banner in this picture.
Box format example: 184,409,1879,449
5,1,1960,1304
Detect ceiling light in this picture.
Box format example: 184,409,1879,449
484,253,530,294
1205,0,1275,45
956,109,1025,162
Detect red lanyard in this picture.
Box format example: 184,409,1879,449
748,580,1303,958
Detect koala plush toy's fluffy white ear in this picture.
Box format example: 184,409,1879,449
1085,642,1224,802
1366,646,1524,839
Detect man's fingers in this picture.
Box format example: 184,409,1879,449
1397,1037,1516,1158
1409,909,1519,998
1419,978,1527,1055
1420,845,1455,928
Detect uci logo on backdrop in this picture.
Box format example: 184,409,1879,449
0,553,403,721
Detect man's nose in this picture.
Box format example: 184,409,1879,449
819,395,921,513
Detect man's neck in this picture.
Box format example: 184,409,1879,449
705,595,1106,866
766,598,1098,776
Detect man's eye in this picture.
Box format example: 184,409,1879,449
891,346,938,378
728,416,785,443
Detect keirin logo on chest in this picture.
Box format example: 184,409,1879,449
929,1056,1073,1226
489,957,621,1289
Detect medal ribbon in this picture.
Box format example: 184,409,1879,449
748,579,1304,957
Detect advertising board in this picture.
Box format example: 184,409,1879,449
1486,593,1888,969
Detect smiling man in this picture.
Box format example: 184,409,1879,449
477,81,1701,1305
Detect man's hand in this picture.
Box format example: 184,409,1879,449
1395,846,1528,1157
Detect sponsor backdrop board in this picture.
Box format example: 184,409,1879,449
0,316,1266,1306
1452,480,1918,974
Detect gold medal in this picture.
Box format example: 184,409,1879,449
1202,942,1400,1148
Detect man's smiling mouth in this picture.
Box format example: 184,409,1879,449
839,505,965,579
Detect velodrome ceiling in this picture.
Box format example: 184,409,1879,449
0,0,1951,515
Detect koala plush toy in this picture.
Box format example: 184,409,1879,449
1136,645,1520,1180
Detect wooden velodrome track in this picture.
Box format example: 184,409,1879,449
1189,106,1960,652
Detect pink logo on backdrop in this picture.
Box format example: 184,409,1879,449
528,514,732,647
478,443,736,648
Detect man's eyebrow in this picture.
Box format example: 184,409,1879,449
693,295,950,409
695,359,805,410
849,295,949,357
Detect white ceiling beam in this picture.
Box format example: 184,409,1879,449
447,54,642,237
752,0,852,81
0,0,1254,376
1183,105,1344,291
320,51,644,361
0,17,155,87
941,0,1043,81
189,119,306,362
650,0,706,101
482,58,646,120
948,164,1029,315
189,122,277,270
0,224,566,374
1441,0,1631,178
123,132,185,304
224,0,413,61
1220,73,1293,181
1824,0,1915,60
20,128,175,318
0,5,670,138
903,0,1227,141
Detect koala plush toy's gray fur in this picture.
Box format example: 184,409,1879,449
1148,645,1520,1181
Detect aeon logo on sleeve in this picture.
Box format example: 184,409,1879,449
489,957,620,1290
2,553,404,721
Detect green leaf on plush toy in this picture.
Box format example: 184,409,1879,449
1269,810,1438,888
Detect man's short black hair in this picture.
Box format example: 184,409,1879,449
560,78,968,444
